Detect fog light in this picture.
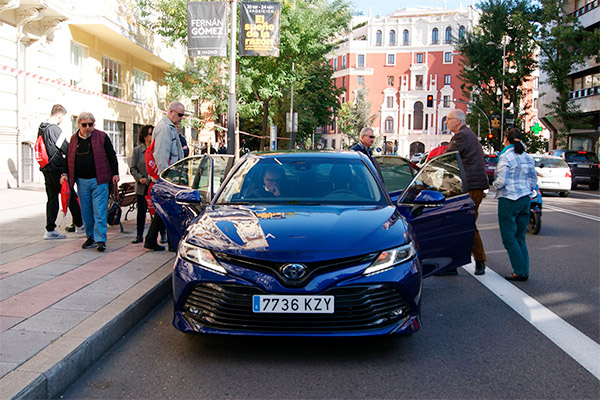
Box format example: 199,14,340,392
187,306,202,316
389,308,405,318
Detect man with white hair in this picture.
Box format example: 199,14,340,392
350,127,382,178
144,101,186,251
444,109,489,276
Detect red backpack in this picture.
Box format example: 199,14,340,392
145,140,160,180
34,133,49,168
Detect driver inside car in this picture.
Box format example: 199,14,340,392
249,166,285,198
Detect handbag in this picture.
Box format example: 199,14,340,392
107,192,122,226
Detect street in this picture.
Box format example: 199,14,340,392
62,189,600,399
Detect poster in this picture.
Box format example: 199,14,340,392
187,1,228,57
239,1,281,57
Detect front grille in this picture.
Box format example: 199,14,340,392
182,283,411,332
213,252,378,287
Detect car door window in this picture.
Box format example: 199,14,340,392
400,152,464,203
375,155,417,193
162,156,205,188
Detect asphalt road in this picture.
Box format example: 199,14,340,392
62,189,600,399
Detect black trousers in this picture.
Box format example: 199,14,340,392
43,170,83,232
144,212,165,247
135,194,148,239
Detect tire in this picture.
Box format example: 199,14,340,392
559,191,569,197
589,180,599,191
528,212,541,235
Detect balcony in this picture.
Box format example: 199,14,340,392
571,0,599,28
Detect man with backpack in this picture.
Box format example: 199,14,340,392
38,104,83,239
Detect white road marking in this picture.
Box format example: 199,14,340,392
572,191,600,198
543,204,600,222
462,262,600,380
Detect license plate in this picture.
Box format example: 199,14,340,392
578,164,590,168
252,295,334,313
489,166,496,170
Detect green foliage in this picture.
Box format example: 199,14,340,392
530,0,600,138
136,0,351,150
456,0,537,137
335,88,374,146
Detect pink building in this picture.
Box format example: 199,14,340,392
324,6,480,157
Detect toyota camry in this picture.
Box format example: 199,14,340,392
151,151,476,336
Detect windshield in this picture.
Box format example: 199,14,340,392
533,157,569,168
216,156,387,205
565,152,599,163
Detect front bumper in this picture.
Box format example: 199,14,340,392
172,255,422,337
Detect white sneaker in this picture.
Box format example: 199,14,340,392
75,225,85,234
44,230,66,240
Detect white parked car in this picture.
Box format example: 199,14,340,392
532,155,571,197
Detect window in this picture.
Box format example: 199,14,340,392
401,153,464,202
342,55,347,69
534,77,539,89
432,28,439,44
416,53,424,64
70,42,86,86
443,95,450,107
376,30,382,46
358,76,364,86
403,29,409,45
104,120,126,156
357,54,365,68
389,30,396,46
444,74,451,85
102,57,122,98
333,58,338,71
413,102,424,130
386,96,394,108
387,76,394,86
458,26,466,40
387,53,395,65
445,27,452,43
342,77,346,87
444,52,453,63
385,117,394,133
132,69,149,104
415,75,423,90
533,98,538,109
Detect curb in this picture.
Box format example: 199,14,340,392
0,261,173,399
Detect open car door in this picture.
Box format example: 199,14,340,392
373,155,419,203
395,152,476,277
152,155,234,249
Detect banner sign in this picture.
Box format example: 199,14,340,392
239,1,281,57
187,1,228,57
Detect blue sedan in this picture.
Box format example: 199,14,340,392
151,151,476,336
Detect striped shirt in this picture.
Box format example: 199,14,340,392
493,146,538,200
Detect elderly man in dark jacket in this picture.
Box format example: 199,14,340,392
445,109,489,275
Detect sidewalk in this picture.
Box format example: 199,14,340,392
0,185,174,399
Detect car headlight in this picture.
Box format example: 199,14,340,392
363,242,416,276
179,242,227,275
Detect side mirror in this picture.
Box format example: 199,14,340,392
413,190,445,207
175,190,203,205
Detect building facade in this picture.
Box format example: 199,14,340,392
324,6,480,157
538,0,599,153
0,0,213,189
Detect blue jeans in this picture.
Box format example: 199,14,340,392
498,196,530,276
76,178,109,243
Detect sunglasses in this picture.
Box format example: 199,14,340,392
367,135,376,139
81,122,94,128
177,113,185,117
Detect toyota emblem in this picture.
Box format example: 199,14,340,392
281,263,307,280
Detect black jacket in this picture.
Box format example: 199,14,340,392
38,122,68,172
446,125,489,191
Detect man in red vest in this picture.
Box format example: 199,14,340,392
60,112,119,252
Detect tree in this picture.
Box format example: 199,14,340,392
336,88,375,145
456,0,537,147
530,0,600,144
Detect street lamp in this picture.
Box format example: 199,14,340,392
487,35,507,136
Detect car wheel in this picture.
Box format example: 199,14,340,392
589,181,599,191
559,191,569,197
528,212,541,235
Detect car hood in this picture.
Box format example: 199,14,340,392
184,205,410,262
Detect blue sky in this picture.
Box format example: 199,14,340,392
350,1,478,17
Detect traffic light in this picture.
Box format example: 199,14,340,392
488,133,493,140
426,95,434,107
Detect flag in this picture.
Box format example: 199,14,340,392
239,1,281,57
187,1,228,57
